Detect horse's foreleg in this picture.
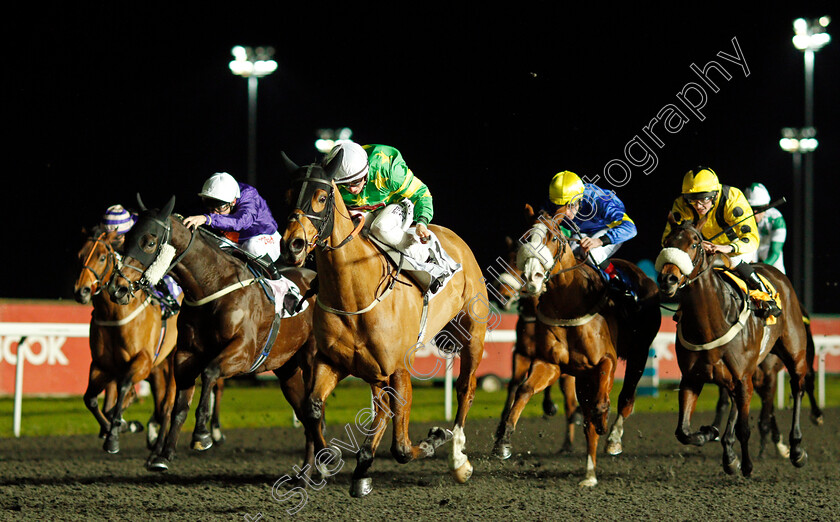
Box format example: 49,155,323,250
608,343,645,456
711,385,730,441
755,370,789,459
83,364,111,438
190,366,220,451
496,352,534,441
349,381,397,497
145,363,168,449
211,378,225,443
560,375,580,452
147,383,196,471
299,358,345,485
675,379,716,445
720,387,740,475
493,359,560,460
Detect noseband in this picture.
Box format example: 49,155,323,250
657,225,710,288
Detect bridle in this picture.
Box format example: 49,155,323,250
661,224,713,289
288,166,364,252
518,217,589,293
79,232,118,296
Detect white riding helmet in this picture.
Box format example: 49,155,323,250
199,172,241,203
325,141,369,184
744,182,771,207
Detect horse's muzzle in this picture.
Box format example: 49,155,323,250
657,272,680,297
74,287,91,305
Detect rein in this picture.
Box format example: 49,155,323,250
80,233,117,295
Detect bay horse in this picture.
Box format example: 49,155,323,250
491,236,581,451
279,152,487,496
108,196,317,471
76,227,227,453
657,213,808,476
75,227,180,453
710,306,824,459
493,205,661,487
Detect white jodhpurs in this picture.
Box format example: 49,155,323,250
241,231,282,262
571,229,622,266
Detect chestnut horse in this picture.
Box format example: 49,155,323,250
657,213,808,476
280,152,487,496
108,196,317,471
75,227,180,453
491,236,581,451
493,205,661,487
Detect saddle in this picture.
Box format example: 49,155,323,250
368,229,462,296
716,268,782,326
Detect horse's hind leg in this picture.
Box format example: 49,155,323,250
608,341,646,456
774,333,809,468
755,368,789,459
190,366,221,451
350,380,403,497
493,359,560,459
804,322,824,425
145,362,168,449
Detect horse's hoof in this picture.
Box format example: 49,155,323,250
571,411,583,426
776,442,791,459
146,457,170,472
450,460,473,484
428,426,453,445
810,413,824,426
741,461,753,478
350,477,372,498
578,476,598,488
211,428,225,444
126,421,144,433
103,437,120,454
542,401,559,417
493,443,512,460
191,434,213,452
723,456,740,475
605,441,623,456
791,448,808,468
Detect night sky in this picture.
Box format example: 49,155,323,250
8,4,839,312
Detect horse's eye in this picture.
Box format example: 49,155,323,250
318,195,327,203
99,254,107,262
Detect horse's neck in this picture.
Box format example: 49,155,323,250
545,251,603,314
316,204,384,308
91,288,146,320
168,222,242,300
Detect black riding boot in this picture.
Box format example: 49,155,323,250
257,254,282,279
735,263,782,318
600,262,640,316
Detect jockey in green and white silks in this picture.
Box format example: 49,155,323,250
744,182,786,274
324,142,456,292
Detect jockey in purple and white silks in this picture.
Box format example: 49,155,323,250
183,172,282,276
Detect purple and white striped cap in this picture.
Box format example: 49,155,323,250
100,205,136,234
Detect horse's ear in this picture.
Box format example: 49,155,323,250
324,149,344,180
136,193,147,211
504,236,514,250
667,211,678,227
280,151,299,175
524,203,535,220
161,195,176,219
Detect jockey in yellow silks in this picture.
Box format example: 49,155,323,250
661,167,781,318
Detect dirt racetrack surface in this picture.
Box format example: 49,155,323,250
2,407,839,521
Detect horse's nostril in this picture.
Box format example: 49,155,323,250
290,238,305,254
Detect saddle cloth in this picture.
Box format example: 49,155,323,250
264,277,309,318
716,268,782,326
368,227,462,297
